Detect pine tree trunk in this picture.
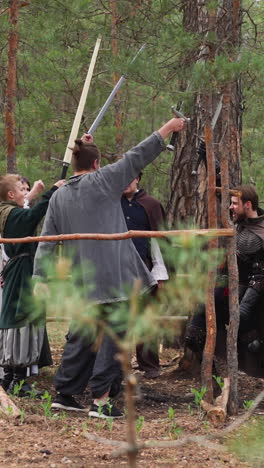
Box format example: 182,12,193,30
5,0,18,174
110,0,123,154
166,0,242,228
172,0,242,414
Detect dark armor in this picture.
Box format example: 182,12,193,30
185,213,264,354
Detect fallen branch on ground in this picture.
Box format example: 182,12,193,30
83,388,264,459
201,377,230,426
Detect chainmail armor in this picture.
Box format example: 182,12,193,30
236,223,264,289
236,225,262,262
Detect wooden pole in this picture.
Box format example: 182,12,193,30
220,85,239,415
202,94,217,404
0,228,234,245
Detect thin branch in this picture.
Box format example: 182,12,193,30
82,390,264,459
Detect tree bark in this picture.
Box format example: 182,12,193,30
110,0,123,153
5,0,18,173
166,0,242,227
201,94,217,403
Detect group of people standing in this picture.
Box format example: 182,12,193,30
0,116,263,418
0,117,184,418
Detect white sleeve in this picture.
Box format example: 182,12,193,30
150,238,169,281
1,246,9,263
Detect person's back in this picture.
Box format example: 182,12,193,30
34,134,167,302
33,117,186,417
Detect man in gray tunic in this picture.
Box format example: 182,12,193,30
33,117,185,418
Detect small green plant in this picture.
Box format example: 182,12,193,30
167,407,183,439
187,404,194,416
136,415,144,434
41,391,59,419
82,421,88,433
243,400,253,410
26,382,39,399
96,402,104,431
6,405,13,416
168,406,175,420
105,398,114,431
191,386,207,419
12,379,25,396
106,398,112,415
20,408,26,423
59,411,67,421
191,386,207,408
213,375,224,390
202,420,209,430
107,417,114,432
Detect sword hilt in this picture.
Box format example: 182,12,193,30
60,162,70,179
167,106,190,151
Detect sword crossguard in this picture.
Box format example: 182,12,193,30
166,105,190,151
171,106,190,122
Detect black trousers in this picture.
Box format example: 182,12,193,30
54,328,123,399
191,285,261,334
136,342,159,371
135,284,160,371
54,290,160,398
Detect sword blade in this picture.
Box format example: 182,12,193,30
87,44,146,135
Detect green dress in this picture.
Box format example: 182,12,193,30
0,187,57,367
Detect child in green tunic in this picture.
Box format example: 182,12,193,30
0,174,64,396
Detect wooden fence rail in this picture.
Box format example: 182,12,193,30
0,228,234,244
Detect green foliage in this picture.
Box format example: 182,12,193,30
243,400,254,410
0,0,263,208
213,375,224,390
156,234,223,338
6,405,13,416
41,390,59,419
31,233,222,352
12,380,25,397
20,409,26,423
167,407,183,439
136,415,144,434
191,386,207,409
227,417,264,467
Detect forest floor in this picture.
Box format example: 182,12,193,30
0,322,263,468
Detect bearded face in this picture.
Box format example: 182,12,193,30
229,196,248,222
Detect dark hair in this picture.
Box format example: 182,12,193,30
71,139,101,172
20,175,31,190
0,174,21,201
234,184,259,211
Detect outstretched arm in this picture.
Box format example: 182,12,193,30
98,117,186,198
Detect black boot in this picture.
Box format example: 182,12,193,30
1,366,14,392
8,367,31,397
8,367,43,398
